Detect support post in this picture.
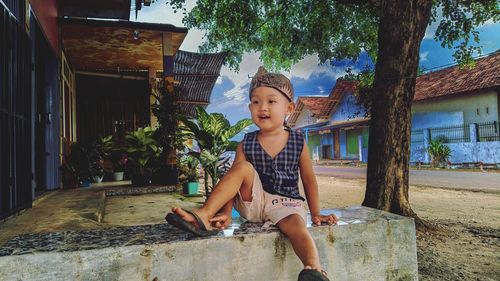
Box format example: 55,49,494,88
423,129,430,163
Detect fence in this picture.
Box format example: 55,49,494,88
411,122,500,145
478,121,500,142
429,124,470,143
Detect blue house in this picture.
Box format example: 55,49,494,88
289,80,369,161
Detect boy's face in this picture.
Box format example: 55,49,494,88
249,86,294,132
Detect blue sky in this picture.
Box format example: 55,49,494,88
133,1,500,136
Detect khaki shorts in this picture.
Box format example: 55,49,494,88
234,170,307,227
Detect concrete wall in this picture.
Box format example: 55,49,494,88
0,207,418,281
447,142,500,163
411,141,500,164
412,90,499,124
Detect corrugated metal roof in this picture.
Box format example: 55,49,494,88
173,50,227,116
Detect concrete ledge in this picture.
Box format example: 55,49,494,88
0,207,417,281
103,185,177,197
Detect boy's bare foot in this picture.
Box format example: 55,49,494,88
171,207,213,230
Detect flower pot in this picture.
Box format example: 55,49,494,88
92,175,103,183
131,174,151,186
183,182,199,195
79,179,92,188
113,172,124,181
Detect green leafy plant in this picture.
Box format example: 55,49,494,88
427,140,452,168
178,155,200,184
150,79,182,184
61,141,103,185
178,106,252,196
99,135,128,173
124,127,162,185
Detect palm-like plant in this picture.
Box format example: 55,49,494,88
178,106,253,196
427,140,452,168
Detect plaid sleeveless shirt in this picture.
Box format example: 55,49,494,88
242,129,305,200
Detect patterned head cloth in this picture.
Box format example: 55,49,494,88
249,66,294,102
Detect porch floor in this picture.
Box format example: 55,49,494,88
0,181,201,246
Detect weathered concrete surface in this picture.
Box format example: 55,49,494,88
102,193,203,226
0,182,181,245
0,207,418,281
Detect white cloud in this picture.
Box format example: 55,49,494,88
420,51,429,62
180,28,205,52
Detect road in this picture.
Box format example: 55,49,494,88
313,166,500,193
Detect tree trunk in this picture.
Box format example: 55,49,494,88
363,0,432,228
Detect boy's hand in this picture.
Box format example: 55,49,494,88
312,214,338,226
209,212,232,229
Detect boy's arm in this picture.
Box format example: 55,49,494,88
299,142,338,225
299,142,321,217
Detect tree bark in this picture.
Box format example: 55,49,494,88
363,0,432,228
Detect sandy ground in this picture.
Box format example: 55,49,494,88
311,176,500,281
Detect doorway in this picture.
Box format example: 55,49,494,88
32,13,60,194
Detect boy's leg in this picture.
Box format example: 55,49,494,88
171,161,255,229
277,214,324,273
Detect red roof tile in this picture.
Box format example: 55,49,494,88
300,97,331,116
288,80,359,126
415,51,500,101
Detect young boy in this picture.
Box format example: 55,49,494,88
166,66,338,281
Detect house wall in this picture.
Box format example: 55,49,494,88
294,108,317,128
412,112,463,130
339,130,347,158
412,90,499,125
308,134,321,160
320,133,334,159
30,0,59,56
330,92,367,123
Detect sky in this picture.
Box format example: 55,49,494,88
132,1,500,136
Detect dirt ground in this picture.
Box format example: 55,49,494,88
311,176,500,281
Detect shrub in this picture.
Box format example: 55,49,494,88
427,140,451,167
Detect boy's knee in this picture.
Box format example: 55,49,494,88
231,161,255,174
278,214,307,235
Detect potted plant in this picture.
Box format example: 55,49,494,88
178,106,252,197
86,139,105,183
60,138,78,188
111,153,128,181
179,155,200,195
99,135,127,181
63,142,92,187
124,126,161,186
